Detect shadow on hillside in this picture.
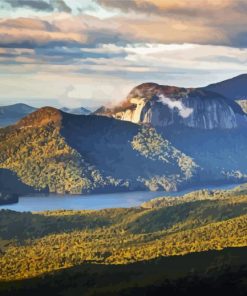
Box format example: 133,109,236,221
0,247,246,296
0,209,115,241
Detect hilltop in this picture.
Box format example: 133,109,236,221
0,107,197,195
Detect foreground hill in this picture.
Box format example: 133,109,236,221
0,187,247,294
1,247,246,296
0,107,198,195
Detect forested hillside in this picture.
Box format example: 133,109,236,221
1,106,247,198
0,187,247,294
1,247,247,296
1,188,247,282
0,107,198,195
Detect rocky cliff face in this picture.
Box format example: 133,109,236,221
97,83,247,130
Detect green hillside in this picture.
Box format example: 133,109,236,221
0,107,198,195
1,188,247,281
1,247,247,296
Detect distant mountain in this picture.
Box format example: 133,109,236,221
204,74,247,100
95,82,247,130
0,103,36,127
0,103,92,128
0,107,199,195
60,106,91,115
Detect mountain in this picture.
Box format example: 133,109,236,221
94,82,247,185
204,74,247,100
1,99,247,196
95,83,247,130
0,103,36,127
204,74,247,113
60,106,91,115
0,107,199,195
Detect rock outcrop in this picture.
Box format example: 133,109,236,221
96,83,247,130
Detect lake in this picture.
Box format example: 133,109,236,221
0,183,238,212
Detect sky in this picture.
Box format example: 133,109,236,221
1,0,247,109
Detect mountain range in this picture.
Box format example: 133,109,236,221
60,106,91,115
0,74,247,198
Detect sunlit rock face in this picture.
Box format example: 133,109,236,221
106,83,247,130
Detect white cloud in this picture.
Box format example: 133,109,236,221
158,94,193,118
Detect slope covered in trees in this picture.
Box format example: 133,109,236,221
0,107,198,195
1,247,247,296
0,189,247,281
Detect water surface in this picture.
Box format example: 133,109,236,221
0,183,238,212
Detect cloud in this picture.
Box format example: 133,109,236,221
0,18,87,49
0,1,247,108
158,94,193,118
0,15,229,50
95,0,247,47
95,0,244,18
2,0,72,13
0,1,247,48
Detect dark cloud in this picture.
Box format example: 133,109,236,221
3,0,71,13
53,0,72,13
95,0,159,14
230,31,247,48
5,0,52,11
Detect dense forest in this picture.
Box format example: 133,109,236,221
0,187,247,295
1,247,246,296
0,107,197,195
